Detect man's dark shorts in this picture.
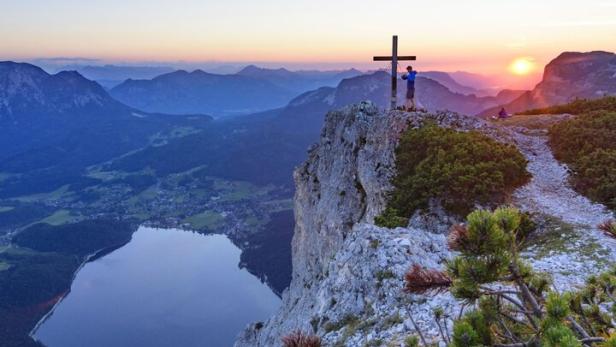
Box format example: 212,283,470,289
407,87,415,99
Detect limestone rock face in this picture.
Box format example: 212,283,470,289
235,102,616,347
235,103,492,346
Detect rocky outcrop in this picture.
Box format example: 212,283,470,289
236,103,616,347
0,61,115,118
235,103,503,346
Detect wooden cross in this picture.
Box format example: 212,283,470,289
373,35,416,109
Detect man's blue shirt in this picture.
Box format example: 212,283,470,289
402,71,417,89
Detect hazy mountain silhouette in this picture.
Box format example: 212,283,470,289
449,71,499,91
110,67,362,117
236,65,362,93
281,71,524,118
481,51,616,115
59,64,175,89
110,69,299,117
0,61,211,197
421,71,481,95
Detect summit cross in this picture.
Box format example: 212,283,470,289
373,35,416,109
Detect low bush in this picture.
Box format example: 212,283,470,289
445,207,614,347
518,96,616,115
376,124,530,226
404,335,419,347
549,110,616,210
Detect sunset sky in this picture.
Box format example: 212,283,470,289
2,0,615,88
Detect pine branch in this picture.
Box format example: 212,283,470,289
580,337,606,343
496,316,521,344
509,263,543,318
493,293,540,331
568,316,593,345
408,308,429,346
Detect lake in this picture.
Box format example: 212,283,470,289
33,227,281,347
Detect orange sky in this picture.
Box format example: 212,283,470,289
1,0,615,89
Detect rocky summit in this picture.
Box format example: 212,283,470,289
235,102,616,347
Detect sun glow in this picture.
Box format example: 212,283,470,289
509,57,535,75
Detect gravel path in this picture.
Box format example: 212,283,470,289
511,128,616,289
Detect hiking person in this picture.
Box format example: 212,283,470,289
401,65,417,111
498,107,508,118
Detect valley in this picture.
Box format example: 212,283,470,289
32,228,281,347
1,49,615,347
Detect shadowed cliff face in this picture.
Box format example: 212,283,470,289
236,103,616,347
234,103,505,346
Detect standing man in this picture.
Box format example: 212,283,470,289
401,66,417,111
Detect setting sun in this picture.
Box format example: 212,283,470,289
509,57,535,75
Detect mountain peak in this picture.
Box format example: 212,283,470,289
0,62,121,118
0,61,48,74
481,51,616,115
237,65,293,77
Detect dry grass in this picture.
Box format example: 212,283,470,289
281,331,322,347
447,223,468,251
599,219,616,238
491,114,572,129
404,264,452,294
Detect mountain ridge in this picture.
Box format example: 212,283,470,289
480,50,616,115
110,69,298,117
0,61,212,197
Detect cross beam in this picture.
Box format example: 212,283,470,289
373,35,416,109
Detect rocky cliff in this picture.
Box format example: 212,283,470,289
236,102,616,346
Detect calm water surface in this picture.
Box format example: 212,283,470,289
34,227,280,347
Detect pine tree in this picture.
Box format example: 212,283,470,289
446,207,614,347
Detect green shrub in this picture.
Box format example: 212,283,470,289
369,239,380,249
374,207,407,228
549,111,616,210
518,96,616,115
323,314,359,333
375,269,395,287
446,207,613,347
377,124,529,225
404,335,419,347
602,335,616,347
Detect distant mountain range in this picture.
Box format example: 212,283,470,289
236,65,362,93
421,71,483,95
109,69,296,117
107,63,519,118
57,64,176,89
282,71,525,119
0,61,211,197
109,67,362,117
2,51,611,197
481,51,616,116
